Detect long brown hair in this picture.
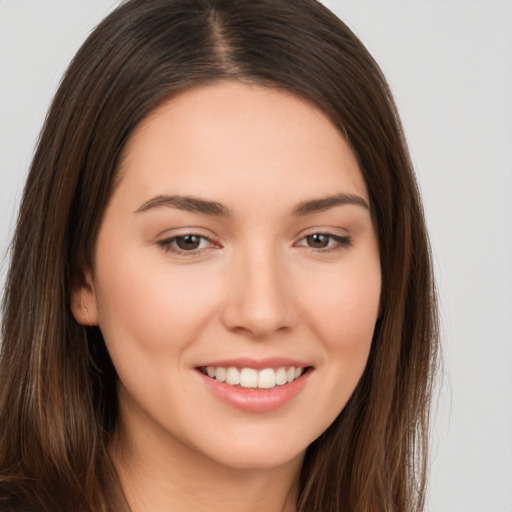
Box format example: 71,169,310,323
0,1,438,510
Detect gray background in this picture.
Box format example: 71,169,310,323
1,1,511,510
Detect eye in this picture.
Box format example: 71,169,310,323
296,233,352,251
158,234,217,254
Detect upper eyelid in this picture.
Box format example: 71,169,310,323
295,233,351,246
161,232,213,240
156,225,215,236
157,228,219,243
157,233,219,253
294,227,350,241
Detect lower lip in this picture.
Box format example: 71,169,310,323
196,370,311,413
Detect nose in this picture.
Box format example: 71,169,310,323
220,246,297,338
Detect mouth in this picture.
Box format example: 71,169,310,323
197,365,312,389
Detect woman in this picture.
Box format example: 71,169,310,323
0,0,438,511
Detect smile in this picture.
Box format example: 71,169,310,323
199,366,306,389
196,360,313,412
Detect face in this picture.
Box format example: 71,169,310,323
73,82,381,471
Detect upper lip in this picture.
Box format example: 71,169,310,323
196,357,312,370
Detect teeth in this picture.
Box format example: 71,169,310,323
275,367,287,385
258,368,275,389
226,367,240,385
203,366,306,389
240,368,258,388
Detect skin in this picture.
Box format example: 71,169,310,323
72,81,381,512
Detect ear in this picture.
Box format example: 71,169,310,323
70,267,99,326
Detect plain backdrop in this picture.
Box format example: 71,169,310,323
1,1,511,511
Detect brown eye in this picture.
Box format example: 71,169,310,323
175,235,202,250
296,233,352,251
305,234,330,248
158,233,218,255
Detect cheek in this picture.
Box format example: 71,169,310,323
298,260,380,429
300,253,380,412
303,260,381,352
93,253,221,361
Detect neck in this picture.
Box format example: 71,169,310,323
109,412,303,512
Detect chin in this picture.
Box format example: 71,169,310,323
208,447,305,472
188,428,309,472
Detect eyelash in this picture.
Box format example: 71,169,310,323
158,232,352,256
295,233,352,252
158,234,217,255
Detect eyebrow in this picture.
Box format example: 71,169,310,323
291,194,369,215
134,192,369,217
134,195,230,216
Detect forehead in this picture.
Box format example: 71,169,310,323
116,81,368,210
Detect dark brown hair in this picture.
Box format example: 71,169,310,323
0,0,438,510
